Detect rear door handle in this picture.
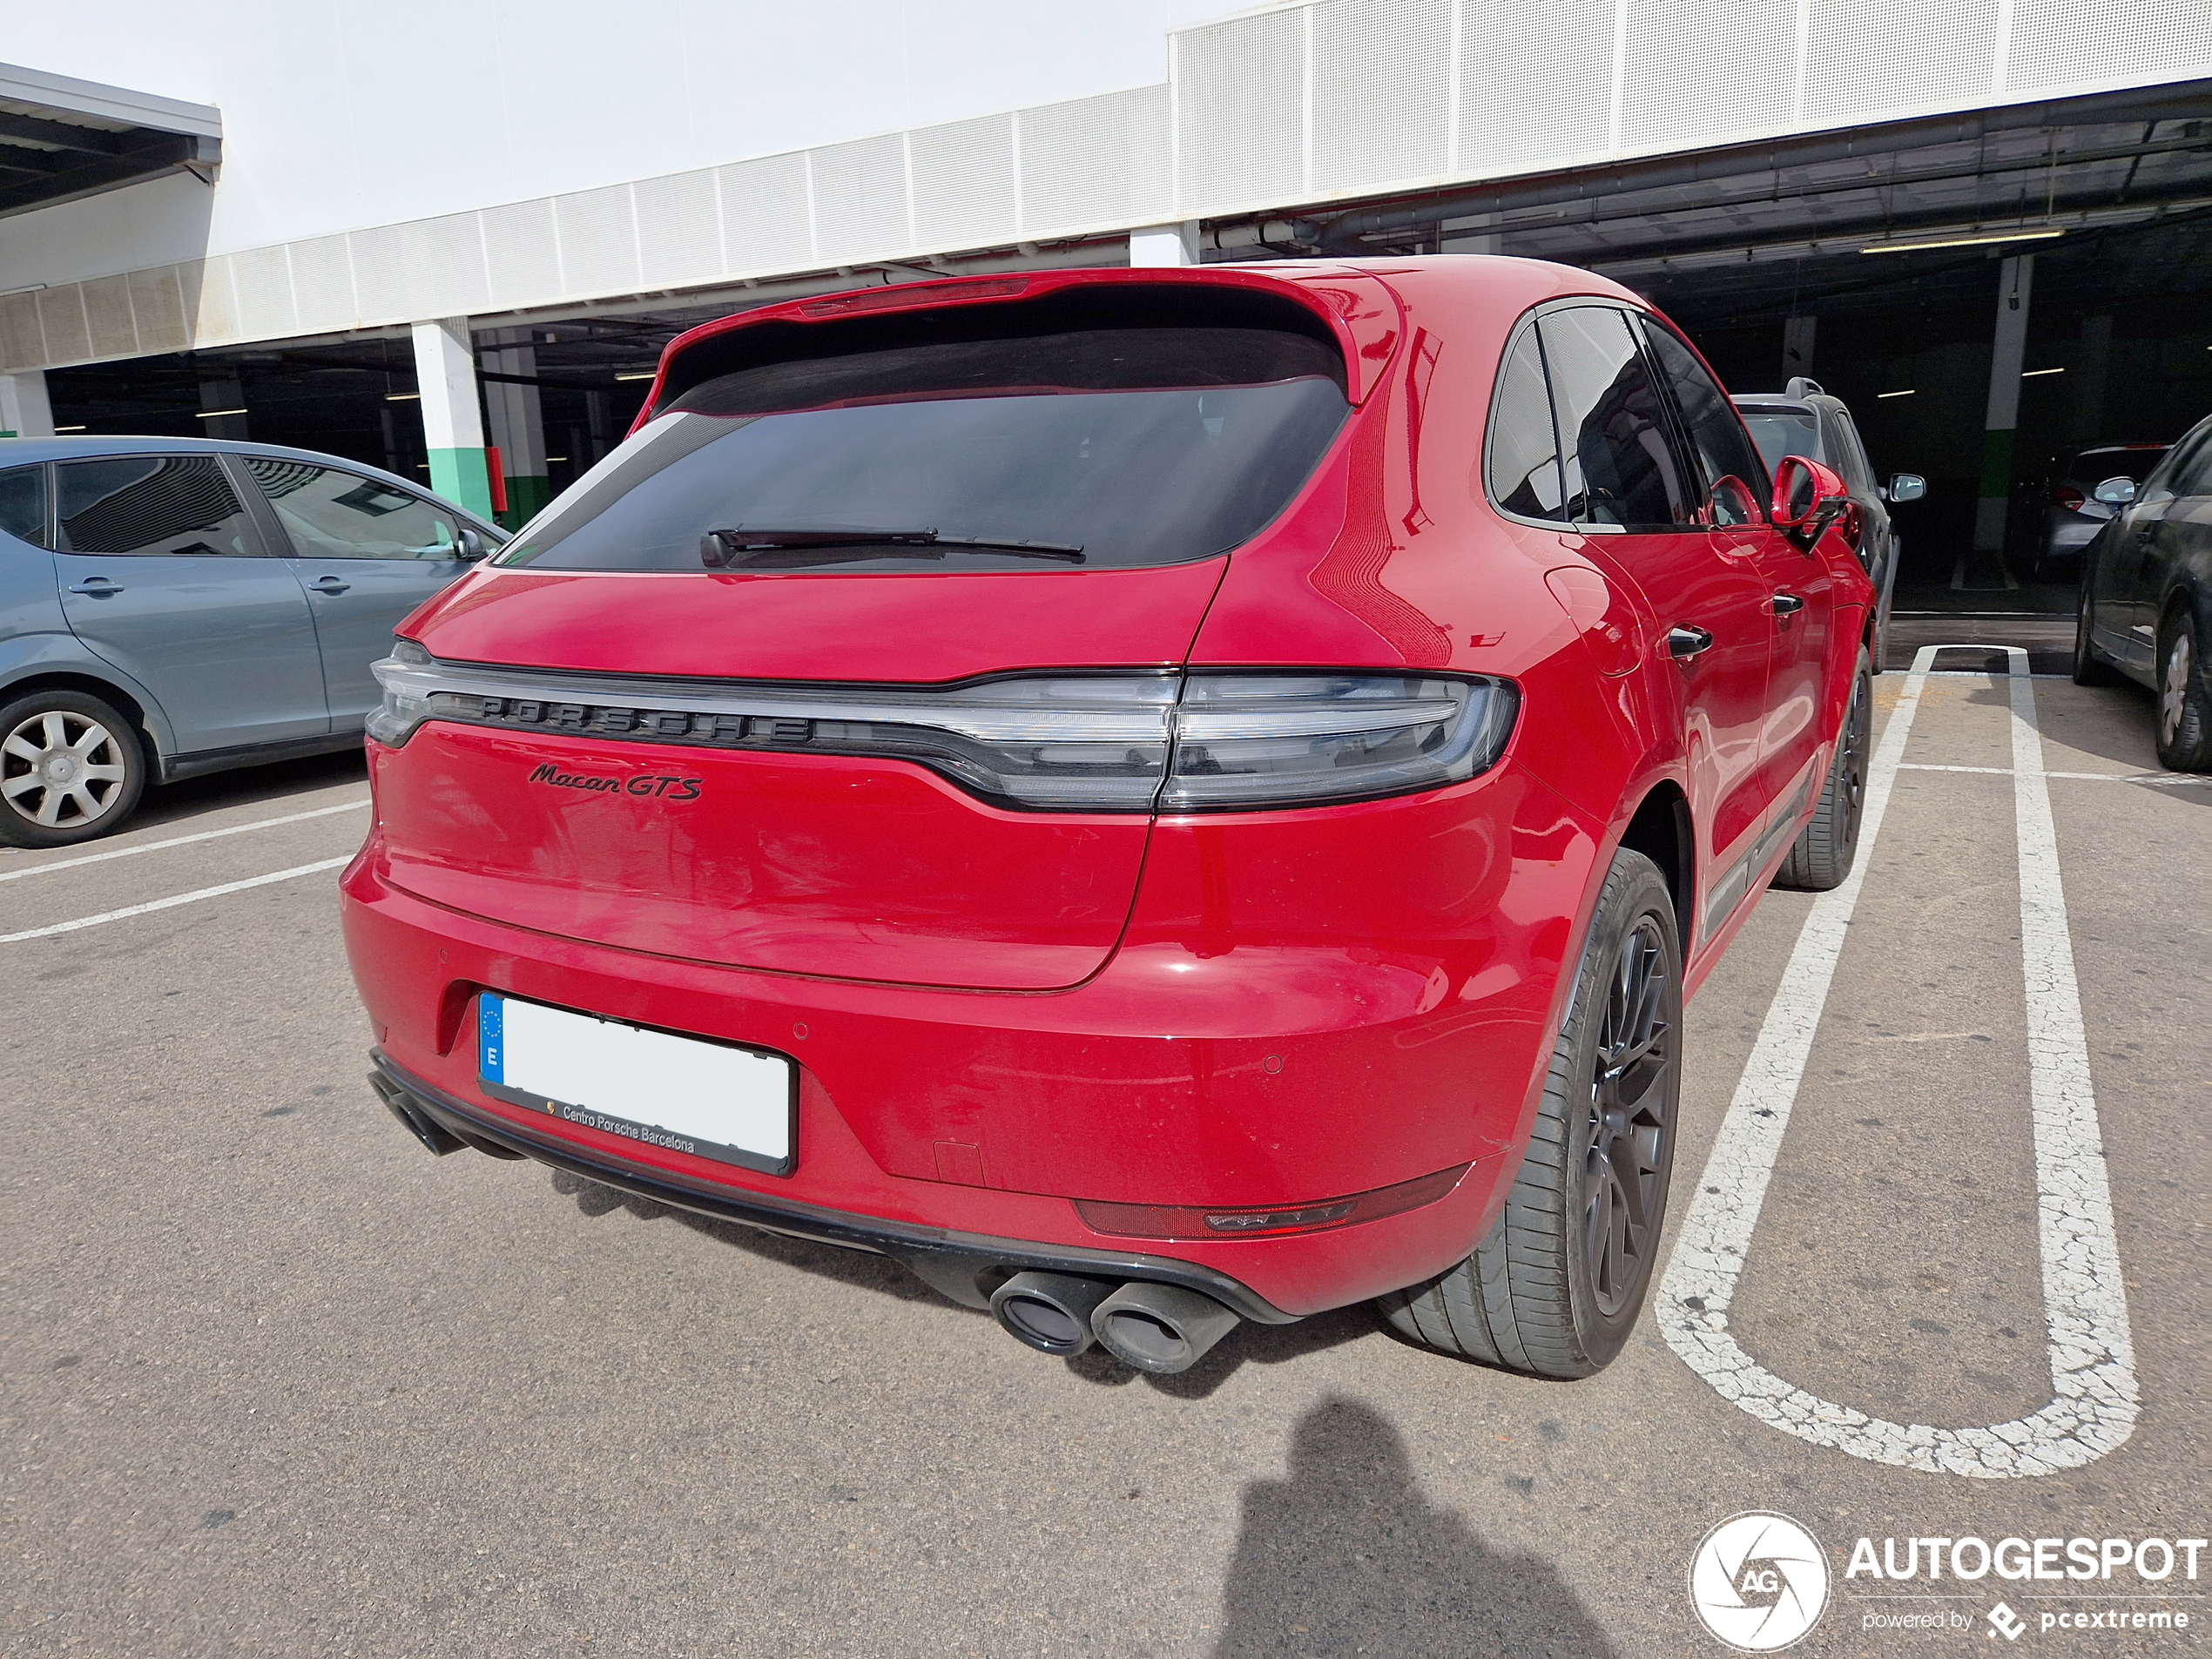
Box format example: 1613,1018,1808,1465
1771,592,1805,616
1668,624,1715,659
67,578,123,597
307,576,351,594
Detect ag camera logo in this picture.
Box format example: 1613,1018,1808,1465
1690,1512,1831,1651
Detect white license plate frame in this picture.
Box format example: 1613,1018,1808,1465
477,993,796,1177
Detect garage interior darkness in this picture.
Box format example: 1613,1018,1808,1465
39,82,2212,615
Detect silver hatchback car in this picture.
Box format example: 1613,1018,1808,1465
0,436,505,846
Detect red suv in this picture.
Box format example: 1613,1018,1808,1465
343,261,1872,1379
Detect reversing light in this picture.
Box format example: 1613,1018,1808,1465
366,638,436,745
1074,1164,1470,1240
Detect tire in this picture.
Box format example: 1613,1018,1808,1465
0,689,147,848
1771,645,1871,892
2155,598,2212,772
1376,848,1681,1379
2074,570,2122,686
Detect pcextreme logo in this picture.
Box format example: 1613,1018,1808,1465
1689,1512,1831,1652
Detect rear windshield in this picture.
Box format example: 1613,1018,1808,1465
1737,408,1821,477
497,326,1350,574
2065,448,2167,484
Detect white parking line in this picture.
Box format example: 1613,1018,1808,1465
0,799,370,882
0,856,353,944
1658,644,2138,1478
1901,763,2212,787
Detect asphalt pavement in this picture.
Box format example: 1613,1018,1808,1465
3,650,2205,1657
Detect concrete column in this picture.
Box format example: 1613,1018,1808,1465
1129,222,1200,267
198,371,248,442
584,390,612,464
1440,213,1501,254
0,370,54,438
1974,254,2033,554
412,317,493,521
2071,314,2112,446
1782,316,1817,383
481,327,551,529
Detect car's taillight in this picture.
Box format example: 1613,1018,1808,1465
1074,1164,1470,1239
365,655,1518,813
2053,485,2086,511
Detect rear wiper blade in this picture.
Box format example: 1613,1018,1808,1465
701,525,1084,567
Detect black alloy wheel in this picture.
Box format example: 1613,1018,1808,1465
1374,847,1682,1378
1582,915,1675,1318
2155,600,2212,772
1774,645,1871,891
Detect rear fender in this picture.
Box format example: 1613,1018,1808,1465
0,631,178,765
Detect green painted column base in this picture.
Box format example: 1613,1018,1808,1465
428,447,496,522
498,475,555,532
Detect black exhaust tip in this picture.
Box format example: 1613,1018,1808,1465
1090,1282,1241,1374
989,1271,1119,1358
368,1072,469,1157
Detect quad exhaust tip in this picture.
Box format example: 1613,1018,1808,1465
990,1272,1241,1373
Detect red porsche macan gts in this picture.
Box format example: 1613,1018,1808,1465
342,259,1873,1377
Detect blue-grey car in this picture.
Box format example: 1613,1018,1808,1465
0,436,505,846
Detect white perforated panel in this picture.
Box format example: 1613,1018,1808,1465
480,199,562,311
812,134,911,262
1616,0,1797,152
633,168,724,289
287,235,357,334
80,275,138,360
0,292,43,371
1017,84,1173,236
186,256,238,347
1458,0,1614,172
556,185,642,298
229,245,299,341
910,114,1019,252
352,215,489,327
2006,0,2212,91
1805,0,2000,121
126,267,189,354
718,152,814,273
1312,0,1452,192
35,287,90,365
1176,6,1309,212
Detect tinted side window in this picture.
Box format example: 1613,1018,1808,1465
243,459,462,560
2168,428,2212,498
1638,318,1769,497
1537,307,1696,530
0,463,44,547
1487,327,1566,522
56,455,258,557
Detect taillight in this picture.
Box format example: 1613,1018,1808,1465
365,654,1521,813
1074,1164,1469,1239
2053,485,2086,511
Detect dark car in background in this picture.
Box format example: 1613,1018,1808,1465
1733,379,1922,669
2074,413,2212,770
2038,442,2172,579
0,437,505,847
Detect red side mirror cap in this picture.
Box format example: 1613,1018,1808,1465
1770,454,1850,528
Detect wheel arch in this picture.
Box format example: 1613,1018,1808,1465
0,668,166,772
1615,779,1694,952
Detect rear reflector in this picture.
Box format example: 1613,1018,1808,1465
1074,1164,1469,1240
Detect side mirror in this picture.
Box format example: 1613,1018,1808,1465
1886,473,1926,504
1700,475,1761,529
455,526,493,562
1770,454,1853,548
2092,476,2136,505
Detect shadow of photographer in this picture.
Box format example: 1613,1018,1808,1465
1212,1397,1613,1658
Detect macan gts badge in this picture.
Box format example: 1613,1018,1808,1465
344,259,1874,1377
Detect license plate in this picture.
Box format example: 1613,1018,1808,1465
477,993,795,1176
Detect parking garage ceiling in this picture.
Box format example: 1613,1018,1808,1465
0,62,221,221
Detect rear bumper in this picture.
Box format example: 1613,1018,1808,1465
368,1050,1298,1323
340,759,1600,1317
